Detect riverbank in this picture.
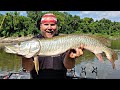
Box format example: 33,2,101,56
100,34,120,40
108,36,120,40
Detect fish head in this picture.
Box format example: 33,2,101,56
4,43,20,54
4,39,41,58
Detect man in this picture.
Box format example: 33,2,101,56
22,13,84,79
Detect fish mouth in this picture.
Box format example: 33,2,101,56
4,46,17,54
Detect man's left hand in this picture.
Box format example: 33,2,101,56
69,48,83,59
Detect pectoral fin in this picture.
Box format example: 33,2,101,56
95,53,104,63
33,56,39,75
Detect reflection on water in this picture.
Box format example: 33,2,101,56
0,39,120,79
111,39,120,50
0,48,21,72
75,50,120,79
75,50,95,65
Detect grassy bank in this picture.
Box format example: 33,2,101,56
90,33,120,40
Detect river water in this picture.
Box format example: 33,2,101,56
74,39,120,79
0,39,120,79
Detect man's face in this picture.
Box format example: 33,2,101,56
40,22,57,38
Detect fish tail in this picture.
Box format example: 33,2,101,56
104,47,118,69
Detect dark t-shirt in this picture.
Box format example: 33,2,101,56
30,34,67,79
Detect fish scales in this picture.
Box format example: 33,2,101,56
41,35,83,55
39,35,82,56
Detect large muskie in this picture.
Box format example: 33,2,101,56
4,34,118,74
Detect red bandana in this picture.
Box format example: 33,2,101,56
41,13,57,24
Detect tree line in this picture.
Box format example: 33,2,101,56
0,11,120,37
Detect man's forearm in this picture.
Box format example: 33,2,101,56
22,57,34,71
63,51,76,69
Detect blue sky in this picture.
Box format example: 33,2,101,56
0,11,120,22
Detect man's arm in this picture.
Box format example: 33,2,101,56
22,57,34,72
63,48,83,69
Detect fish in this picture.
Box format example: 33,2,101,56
4,34,118,74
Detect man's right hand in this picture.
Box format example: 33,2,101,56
69,48,83,59
69,44,84,59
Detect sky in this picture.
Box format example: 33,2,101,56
0,11,120,22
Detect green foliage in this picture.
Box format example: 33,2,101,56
0,11,120,37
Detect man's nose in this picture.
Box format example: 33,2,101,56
48,25,52,29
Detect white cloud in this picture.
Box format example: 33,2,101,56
17,11,27,16
0,11,120,22
79,11,120,22
0,11,27,16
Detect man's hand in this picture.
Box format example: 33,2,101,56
63,45,84,69
69,44,84,59
69,48,83,59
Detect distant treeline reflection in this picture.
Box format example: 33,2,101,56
0,48,21,72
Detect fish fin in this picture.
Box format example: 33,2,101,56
105,48,118,69
111,49,118,62
33,56,39,75
111,62,116,69
112,52,118,69
95,53,104,63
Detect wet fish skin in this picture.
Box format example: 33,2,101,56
4,34,118,74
